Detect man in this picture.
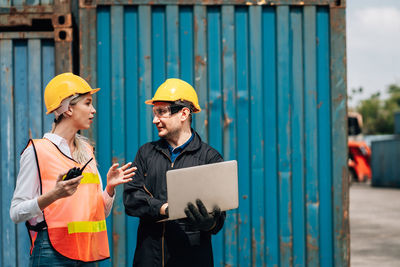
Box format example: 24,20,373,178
123,78,226,267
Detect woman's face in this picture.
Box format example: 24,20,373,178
70,94,96,130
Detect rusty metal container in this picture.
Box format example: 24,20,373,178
1,0,348,266
0,1,73,266
79,1,348,266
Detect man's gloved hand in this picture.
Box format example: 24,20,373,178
184,199,221,231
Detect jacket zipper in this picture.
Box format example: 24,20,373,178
143,185,153,197
162,222,166,267
161,150,174,168
170,150,187,168
159,149,187,265
160,150,171,267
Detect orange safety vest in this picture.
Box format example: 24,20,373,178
26,138,110,262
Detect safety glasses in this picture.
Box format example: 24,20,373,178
152,104,186,118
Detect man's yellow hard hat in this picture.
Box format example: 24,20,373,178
44,73,100,114
145,78,201,113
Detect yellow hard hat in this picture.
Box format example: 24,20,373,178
44,73,100,114
145,78,201,113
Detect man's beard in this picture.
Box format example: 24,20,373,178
161,127,180,141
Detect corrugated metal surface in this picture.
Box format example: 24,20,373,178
0,0,53,8
93,0,341,5
79,2,348,267
0,37,55,267
371,139,400,187
0,1,347,266
1,1,72,263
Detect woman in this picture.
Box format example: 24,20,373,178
10,73,136,266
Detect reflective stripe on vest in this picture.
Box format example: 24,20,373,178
68,220,107,234
28,139,110,262
80,173,100,184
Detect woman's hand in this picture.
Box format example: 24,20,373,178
38,171,83,210
53,172,83,198
106,162,136,197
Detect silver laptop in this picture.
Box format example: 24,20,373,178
166,160,238,220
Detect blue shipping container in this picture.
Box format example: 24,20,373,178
1,0,348,266
0,36,55,267
371,138,400,188
79,1,349,266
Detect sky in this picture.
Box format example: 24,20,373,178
347,0,400,107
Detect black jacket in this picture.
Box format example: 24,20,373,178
123,131,226,267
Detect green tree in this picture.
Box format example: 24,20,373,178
355,84,400,134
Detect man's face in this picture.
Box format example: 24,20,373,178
152,102,184,139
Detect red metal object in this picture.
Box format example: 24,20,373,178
348,140,372,182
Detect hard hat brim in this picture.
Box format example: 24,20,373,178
144,99,156,105
90,88,101,95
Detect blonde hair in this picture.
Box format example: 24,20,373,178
51,94,97,168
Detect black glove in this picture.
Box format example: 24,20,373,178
184,199,221,231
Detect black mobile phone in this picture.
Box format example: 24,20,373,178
62,158,93,181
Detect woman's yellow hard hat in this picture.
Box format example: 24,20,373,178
44,73,100,114
145,78,201,113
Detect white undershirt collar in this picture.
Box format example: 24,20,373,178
43,132,72,158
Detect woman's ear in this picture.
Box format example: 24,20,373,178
64,106,73,117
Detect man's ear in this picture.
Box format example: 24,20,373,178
180,107,190,122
